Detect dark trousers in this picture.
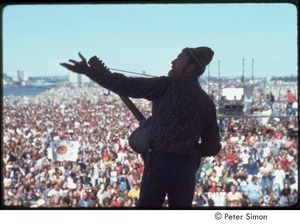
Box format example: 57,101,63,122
138,150,197,208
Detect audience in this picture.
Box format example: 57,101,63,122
3,80,298,208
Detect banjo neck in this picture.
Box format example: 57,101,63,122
119,95,146,122
88,56,146,122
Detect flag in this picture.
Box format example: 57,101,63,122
48,140,79,162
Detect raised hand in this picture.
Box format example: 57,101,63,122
60,52,91,75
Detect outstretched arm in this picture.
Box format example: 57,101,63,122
61,53,169,100
60,52,120,88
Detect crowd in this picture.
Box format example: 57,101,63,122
2,79,298,208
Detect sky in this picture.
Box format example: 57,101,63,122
2,3,298,79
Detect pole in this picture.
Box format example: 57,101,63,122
251,59,254,114
252,59,254,84
218,60,221,103
242,58,245,86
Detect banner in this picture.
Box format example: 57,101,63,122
48,140,79,162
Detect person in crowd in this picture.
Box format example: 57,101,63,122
194,185,208,206
268,92,275,113
272,164,285,197
285,90,295,115
77,191,91,207
246,176,263,205
225,149,237,175
127,182,140,200
226,184,243,206
259,162,272,195
109,193,120,207
207,182,226,206
263,188,278,206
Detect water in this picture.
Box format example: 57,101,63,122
3,86,50,97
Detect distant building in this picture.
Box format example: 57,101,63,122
13,70,28,83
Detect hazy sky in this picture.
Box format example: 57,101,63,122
2,3,298,79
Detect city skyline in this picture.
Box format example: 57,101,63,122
2,3,298,79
